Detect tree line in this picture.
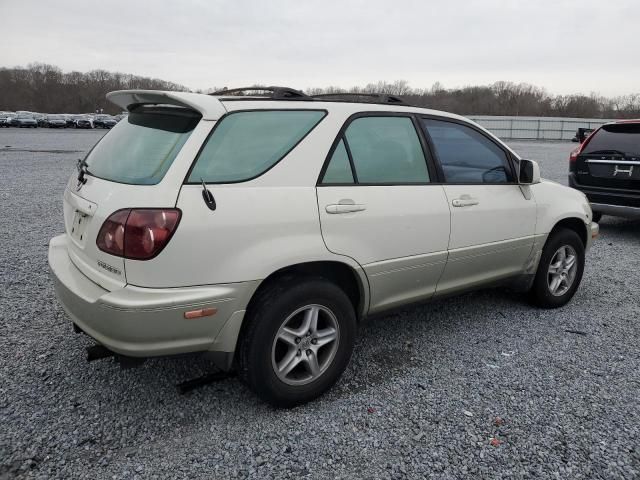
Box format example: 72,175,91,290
307,80,640,119
0,63,186,114
1,64,639,118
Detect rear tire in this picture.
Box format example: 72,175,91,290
529,228,585,308
237,276,356,408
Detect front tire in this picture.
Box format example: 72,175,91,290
592,211,602,223
529,228,585,308
237,276,356,407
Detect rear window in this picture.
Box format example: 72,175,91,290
583,123,640,155
187,110,326,183
85,107,200,185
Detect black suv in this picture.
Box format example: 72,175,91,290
569,120,640,221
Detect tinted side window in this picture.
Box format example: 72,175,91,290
423,119,511,183
344,117,429,184
322,140,354,184
189,110,325,183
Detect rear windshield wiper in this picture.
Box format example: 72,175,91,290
76,158,91,185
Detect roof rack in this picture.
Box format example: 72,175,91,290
312,92,407,105
209,86,311,100
209,86,409,106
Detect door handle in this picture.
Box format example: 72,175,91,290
452,196,479,207
325,203,366,214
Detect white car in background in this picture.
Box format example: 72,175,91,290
49,88,598,407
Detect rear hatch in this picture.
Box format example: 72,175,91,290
575,122,640,191
62,104,204,291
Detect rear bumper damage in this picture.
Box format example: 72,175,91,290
48,234,258,367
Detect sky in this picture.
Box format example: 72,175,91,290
1,0,638,97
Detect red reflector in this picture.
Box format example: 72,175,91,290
184,308,217,319
96,208,181,260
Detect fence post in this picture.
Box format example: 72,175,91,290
537,119,541,140
509,119,513,139
560,120,564,141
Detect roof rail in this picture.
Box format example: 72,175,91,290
312,92,407,105
209,86,311,100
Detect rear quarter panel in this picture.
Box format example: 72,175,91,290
126,185,364,287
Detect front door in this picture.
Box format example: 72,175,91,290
316,115,451,313
420,118,537,296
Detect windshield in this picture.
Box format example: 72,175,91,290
85,106,201,185
17,114,33,119
48,115,62,120
583,123,640,155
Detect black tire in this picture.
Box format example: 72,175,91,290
592,211,602,223
237,276,356,408
529,228,585,308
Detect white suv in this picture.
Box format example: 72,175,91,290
49,87,599,406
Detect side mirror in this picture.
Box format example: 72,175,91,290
519,159,541,185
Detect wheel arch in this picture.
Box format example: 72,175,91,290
549,216,588,247
246,260,369,322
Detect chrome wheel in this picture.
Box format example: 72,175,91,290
271,304,340,386
547,245,578,297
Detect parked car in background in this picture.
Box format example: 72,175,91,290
35,113,47,127
45,114,67,128
569,119,640,221
12,113,38,128
93,114,117,129
49,88,598,407
571,127,594,143
0,113,11,127
74,115,94,129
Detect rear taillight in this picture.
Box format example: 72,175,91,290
569,148,580,164
96,209,181,260
570,128,598,164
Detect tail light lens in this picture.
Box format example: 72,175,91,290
96,209,181,260
569,148,580,164
570,128,598,164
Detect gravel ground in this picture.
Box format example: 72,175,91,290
1,130,639,479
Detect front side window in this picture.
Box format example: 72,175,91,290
321,116,429,184
422,119,512,183
188,110,326,183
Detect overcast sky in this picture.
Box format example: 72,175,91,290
1,0,638,97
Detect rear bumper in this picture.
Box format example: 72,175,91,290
48,234,258,358
569,173,640,216
591,203,640,218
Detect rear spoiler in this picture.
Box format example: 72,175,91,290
106,90,227,120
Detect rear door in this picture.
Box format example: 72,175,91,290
575,122,640,191
420,117,537,296
316,114,451,313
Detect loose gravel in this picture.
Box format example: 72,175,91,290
1,130,639,479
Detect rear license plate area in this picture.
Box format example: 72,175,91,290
70,210,90,243
587,162,640,180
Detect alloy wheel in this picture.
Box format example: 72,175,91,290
547,245,578,296
271,304,340,386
